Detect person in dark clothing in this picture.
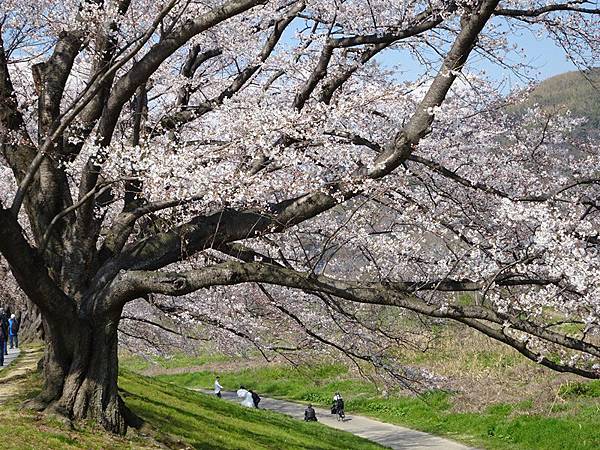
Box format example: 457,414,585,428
332,392,345,421
0,309,8,356
250,390,261,408
8,314,19,349
304,404,317,421
0,321,4,366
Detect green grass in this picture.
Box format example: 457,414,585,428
0,372,148,450
120,370,385,450
119,351,234,372
157,363,379,405
157,364,600,450
558,380,600,398
0,367,385,449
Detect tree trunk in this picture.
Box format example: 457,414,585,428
35,310,130,434
19,299,44,342
70,319,126,434
37,317,75,403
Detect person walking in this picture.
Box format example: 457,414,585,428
214,376,223,398
8,314,19,349
304,404,317,422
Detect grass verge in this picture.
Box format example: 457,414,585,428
119,351,234,373
156,364,600,450
122,370,384,449
0,366,385,449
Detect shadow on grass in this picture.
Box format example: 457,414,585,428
120,372,384,450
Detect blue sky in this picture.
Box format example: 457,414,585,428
283,14,590,94
378,19,582,91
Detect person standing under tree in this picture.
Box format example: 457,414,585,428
214,376,223,398
8,313,19,349
0,317,4,367
0,308,8,356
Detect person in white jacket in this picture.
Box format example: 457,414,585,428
214,376,223,398
236,386,256,408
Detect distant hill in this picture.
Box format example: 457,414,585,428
517,68,600,131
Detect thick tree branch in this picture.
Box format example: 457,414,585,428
0,208,74,316
99,194,204,260
119,261,600,378
457,317,597,378
105,1,501,280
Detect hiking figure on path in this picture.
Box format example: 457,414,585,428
214,376,223,398
332,392,345,421
304,404,318,421
8,314,19,349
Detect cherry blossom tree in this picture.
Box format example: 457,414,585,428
1,0,599,434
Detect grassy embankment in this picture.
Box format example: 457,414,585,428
139,330,600,450
0,364,385,449
155,364,600,450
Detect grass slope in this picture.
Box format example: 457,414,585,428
120,371,384,450
156,364,600,450
0,372,152,450
0,368,384,450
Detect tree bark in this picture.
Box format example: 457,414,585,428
69,318,126,434
37,317,74,403
32,307,129,434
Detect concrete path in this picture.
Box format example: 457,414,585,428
196,390,474,450
0,347,20,371
0,347,42,405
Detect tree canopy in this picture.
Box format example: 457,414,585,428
0,0,599,434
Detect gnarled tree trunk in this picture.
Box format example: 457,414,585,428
30,299,129,434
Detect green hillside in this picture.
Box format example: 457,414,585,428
156,363,600,450
0,369,384,450
518,68,600,130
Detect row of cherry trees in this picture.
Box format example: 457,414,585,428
1,0,599,434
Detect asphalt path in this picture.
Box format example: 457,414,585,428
196,389,475,450
0,347,20,371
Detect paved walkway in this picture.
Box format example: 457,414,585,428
196,390,474,450
0,346,42,405
0,347,20,371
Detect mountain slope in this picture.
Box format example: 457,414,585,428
520,68,600,130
